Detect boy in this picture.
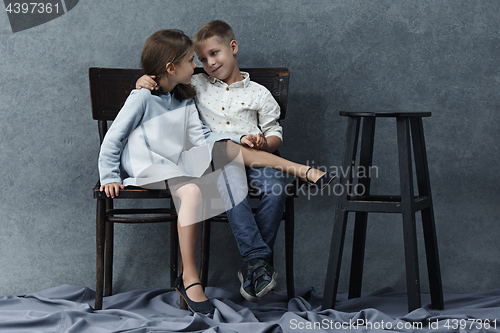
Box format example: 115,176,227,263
136,20,287,302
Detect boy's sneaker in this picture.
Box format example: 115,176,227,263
251,259,277,298
238,262,259,302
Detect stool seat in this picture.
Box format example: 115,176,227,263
322,111,444,313
339,111,431,118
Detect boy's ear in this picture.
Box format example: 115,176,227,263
230,40,238,56
165,62,176,75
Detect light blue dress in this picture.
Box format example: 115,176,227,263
98,88,247,223
98,88,242,188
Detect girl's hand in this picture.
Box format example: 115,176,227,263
136,75,158,90
100,182,125,198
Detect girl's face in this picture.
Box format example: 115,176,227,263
173,49,196,85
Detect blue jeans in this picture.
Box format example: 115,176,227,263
222,166,288,262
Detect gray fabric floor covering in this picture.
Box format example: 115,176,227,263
0,284,499,332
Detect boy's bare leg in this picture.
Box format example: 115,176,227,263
173,183,207,302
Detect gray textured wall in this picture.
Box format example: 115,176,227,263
0,0,499,297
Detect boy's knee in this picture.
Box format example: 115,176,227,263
260,178,288,199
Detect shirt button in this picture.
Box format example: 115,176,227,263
222,107,225,110
226,121,230,125
226,87,229,91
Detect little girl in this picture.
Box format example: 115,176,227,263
98,29,335,315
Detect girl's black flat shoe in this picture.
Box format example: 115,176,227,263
301,167,337,190
174,276,215,315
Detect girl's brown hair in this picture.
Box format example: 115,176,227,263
141,29,196,100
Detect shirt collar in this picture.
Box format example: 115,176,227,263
208,71,250,88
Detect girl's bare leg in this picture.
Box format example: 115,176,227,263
173,183,207,302
225,141,327,182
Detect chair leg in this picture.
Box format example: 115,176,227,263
284,196,295,301
104,222,113,297
199,220,211,289
349,116,375,299
323,116,360,310
95,199,106,310
397,117,421,312
172,195,186,310
170,221,179,287
178,257,187,310
410,118,443,310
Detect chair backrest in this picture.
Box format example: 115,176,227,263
89,67,290,143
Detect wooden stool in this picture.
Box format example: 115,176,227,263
322,111,444,312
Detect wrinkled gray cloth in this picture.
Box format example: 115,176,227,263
0,285,499,332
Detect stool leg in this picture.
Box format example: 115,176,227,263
397,117,421,312
323,211,349,309
95,199,106,310
285,196,295,301
323,116,360,309
349,116,376,299
421,207,443,308
410,118,444,310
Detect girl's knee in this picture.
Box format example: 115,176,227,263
175,183,202,203
225,140,241,160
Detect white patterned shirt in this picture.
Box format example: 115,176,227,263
191,71,283,141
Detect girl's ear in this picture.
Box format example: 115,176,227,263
165,62,176,75
230,40,238,56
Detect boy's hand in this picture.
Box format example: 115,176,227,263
252,133,267,149
100,182,125,198
136,75,158,90
241,134,267,150
241,135,254,147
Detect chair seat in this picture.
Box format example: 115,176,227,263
93,183,171,199
94,180,299,200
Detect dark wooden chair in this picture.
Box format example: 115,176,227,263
90,67,295,310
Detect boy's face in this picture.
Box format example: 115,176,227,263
195,37,238,82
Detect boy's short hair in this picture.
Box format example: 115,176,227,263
192,20,235,48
